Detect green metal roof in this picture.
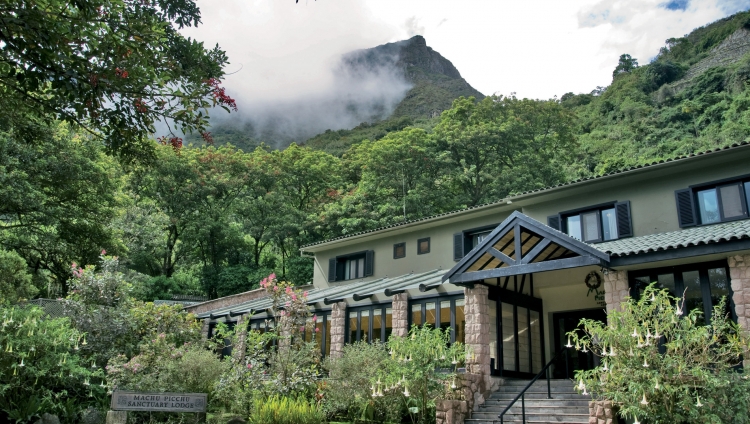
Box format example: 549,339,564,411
594,220,750,257
196,269,447,319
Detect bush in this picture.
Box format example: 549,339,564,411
0,248,37,304
248,396,324,424
0,305,105,423
570,284,750,424
322,341,398,423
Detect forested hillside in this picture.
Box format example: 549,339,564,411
5,10,750,304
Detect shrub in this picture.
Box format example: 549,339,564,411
0,248,37,304
0,305,105,423
248,396,324,424
322,341,399,423
570,284,750,424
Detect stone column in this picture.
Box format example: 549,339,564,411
588,400,615,424
463,285,491,408
602,270,629,316
329,301,347,358
392,292,409,337
729,254,750,368
231,314,249,363
200,319,211,339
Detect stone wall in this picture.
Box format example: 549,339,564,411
435,400,468,424
392,292,409,337
589,400,617,424
728,254,750,366
329,301,347,358
603,270,629,315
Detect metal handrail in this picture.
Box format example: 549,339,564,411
497,347,570,424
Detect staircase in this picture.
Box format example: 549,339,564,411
465,379,590,424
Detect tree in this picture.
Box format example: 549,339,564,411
569,284,750,423
0,248,37,304
434,96,576,206
0,0,233,159
0,122,121,295
613,54,639,79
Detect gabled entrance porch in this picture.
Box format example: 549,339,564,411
442,211,611,380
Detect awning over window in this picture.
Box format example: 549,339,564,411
443,211,610,285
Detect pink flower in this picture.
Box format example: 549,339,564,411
312,315,317,322
101,249,106,255
71,262,77,269
304,291,308,298
280,310,286,316
285,302,291,307
315,327,320,333
291,294,297,301
274,286,279,291
247,363,253,369
269,273,276,281
285,287,292,294
300,326,305,332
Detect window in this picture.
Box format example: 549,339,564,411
346,304,393,343
547,201,632,243
676,177,750,227
408,295,465,344
453,224,498,261
393,242,406,259
629,260,734,324
417,237,430,255
328,250,374,282
302,312,332,357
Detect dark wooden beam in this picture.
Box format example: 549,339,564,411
384,288,405,296
521,239,551,264
419,284,440,292
489,247,516,265
352,293,373,301
449,256,605,284
323,297,345,305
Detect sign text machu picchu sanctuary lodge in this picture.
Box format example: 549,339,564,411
111,391,207,412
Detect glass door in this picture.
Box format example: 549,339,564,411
552,308,606,379
489,281,544,379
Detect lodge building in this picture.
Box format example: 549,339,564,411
188,142,750,414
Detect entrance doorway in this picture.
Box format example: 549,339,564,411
552,308,606,379
489,283,544,379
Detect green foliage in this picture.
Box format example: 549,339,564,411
0,0,232,159
569,284,750,424
322,341,401,423
0,306,106,423
613,54,639,78
0,249,36,304
248,396,325,424
375,325,467,424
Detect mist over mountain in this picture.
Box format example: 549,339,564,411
197,36,483,151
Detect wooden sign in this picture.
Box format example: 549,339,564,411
111,391,207,413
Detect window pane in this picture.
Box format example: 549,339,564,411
349,311,358,342
517,306,530,373
708,267,732,320
633,275,651,298
682,271,704,318
582,211,600,242
657,273,676,297
566,215,582,240
360,310,370,342
697,189,720,224
440,301,451,334
345,260,351,280
473,231,491,247
385,308,393,341
489,299,497,371
530,310,542,374
425,302,436,327
411,304,422,327
325,314,331,356
372,309,382,343
719,184,745,219
601,207,618,241
357,258,365,278
454,299,465,344
501,302,516,372
745,182,750,213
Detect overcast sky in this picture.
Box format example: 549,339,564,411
183,0,750,113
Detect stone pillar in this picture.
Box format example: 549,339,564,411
200,319,211,339
463,285,491,408
435,399,468,424
588,400,615,424
392,292,409,337
231,314,249,363
729,255,750,332
329,301,347,358
602,270,629,315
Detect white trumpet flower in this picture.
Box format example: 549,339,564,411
641,393,649,405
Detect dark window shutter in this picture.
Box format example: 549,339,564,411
364,250,375,277
615,201,633,238
675,189,697,228
547,215,561,231
328,258,337,282
453,233,464,261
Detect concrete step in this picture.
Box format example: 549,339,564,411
480,400,590,409
488,392,586,400
475,406,587,415
467,412,590,423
